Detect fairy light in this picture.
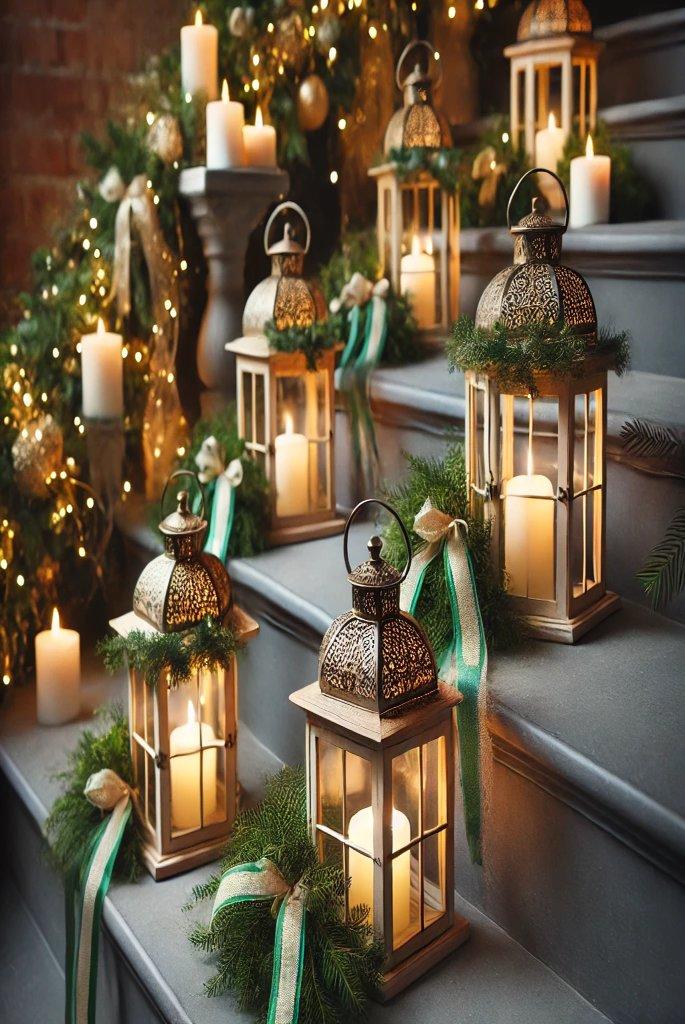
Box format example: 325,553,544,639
368,24,377,38
3,675,10,686
330,170,339,184
123,480,131,493
16,574,24,587
52,347,59,359
122,347,128,358
267,21,274,31
89,216,98,229
252,78,259,91
51,284,58,296
153,194,160,205
79,293,86,305
502,131,510,143
338,117,347,130
146,111,155,126
177,446,186,457
135,351,142,363
82,238,90,250
93,248,100,258
10,344,17,356
12,382,20,394
180,259,188,271
448,5,456,16
329,46,337,62
252,53,260,66
185,91,192,103
78,546,86,558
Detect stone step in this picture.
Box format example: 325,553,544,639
597,9,685,108
0,676,612,1024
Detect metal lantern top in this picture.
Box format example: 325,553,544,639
241,201,326,336
133,470,232,633
475,168,597,339
318,499,438,717
384,40,451,154
517,0,592,41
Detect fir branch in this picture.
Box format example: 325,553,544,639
265,319,337,372
636,507,685,610
620,418,682,460
386,146,463,194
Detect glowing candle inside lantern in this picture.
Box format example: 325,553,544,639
206,79,245,168
180,9,218,100
170,699,217,831
81,317,123,419
274,413,309,518
400,234,436,330
570,134,611,229
534,111,565,175
504,400,555,600
348,805,411,943
243,105,277,168
35,608,80,726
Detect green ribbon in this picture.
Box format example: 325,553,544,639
65,769,132,1024
401,499,487,864
339,293,388,371
193,448,243,564
211,857,307,1024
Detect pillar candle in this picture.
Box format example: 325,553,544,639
243,106,277,168
348,805,411,942
170,699,217,831
181,9,218,100
207,79,245,168
274,413,309,518
81,317,123,419
35,608,80,726
570,134,611,228
534,112,565,175
504,413,555,601
400,235,435,330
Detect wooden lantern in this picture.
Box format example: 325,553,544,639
110,471,258,879
465,170,619,642
290,500,469,999
368,40,459,342
226,202,344,545
505,0,603,161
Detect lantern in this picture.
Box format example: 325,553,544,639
109,471,258,879
290,500,469,999
505,0,602,162
225,201,344,545
368,41,459,341
465,169,620,642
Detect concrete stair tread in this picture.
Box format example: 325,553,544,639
0,675,611,1024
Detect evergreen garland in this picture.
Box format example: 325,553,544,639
387,146,463,193
98,617,240,689
45,705,143,882
447,315,630,396
382,441,520,653
189,765,383,1024
636,507,685,611
459,118,535,229
265,319,337,372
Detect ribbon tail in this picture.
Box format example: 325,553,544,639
339,305,362,368
204,475,236,563
400,540,442,618
355,294,387,370
267,892,307,1024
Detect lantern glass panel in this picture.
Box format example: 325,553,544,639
571,388,603,597
275,367,331,517
382,184,393,273
145,753,157,832
132,667,144,740
199,666,225,741
392,746,420,841
144,681,155,746
421,736,446,833
345,750,372,832
469,380,487,500
317,736,343,834
392,838,420,949
241,368,267,472
500,394,558,602
422,830,446,928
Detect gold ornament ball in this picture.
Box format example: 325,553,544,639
12,415,64,500
297,74,330,132
147,113,183,165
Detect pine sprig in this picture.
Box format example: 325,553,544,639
620,418,683,461
189,766,383,1024
45,705,143,881
265,319,337,372
98,617,240,689
636,507,685,610
386,146,463,194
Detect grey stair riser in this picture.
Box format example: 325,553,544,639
598,10,685,108
623,137,685,221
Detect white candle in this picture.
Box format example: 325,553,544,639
534,112,565,175
400,234,435,330
35,608,80,726
274,413,309,518
181,9,218,100
348,805,411,943
207,79,245,168
170,699,217,831
243,106,277,168
81,317,123,419
570,134,611,228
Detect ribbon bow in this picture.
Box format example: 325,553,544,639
401,498,487,863
212,858,308,1024
472,146,507,210
65,770,132,1024
194,437,244,563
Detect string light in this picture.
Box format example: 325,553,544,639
82,238,90,250
330,170,339,183
252,53,260,66
329,46,337,62
368,24,377,39
502,131,510,143
79,293,86,305
123,480,132,493
146,111,155,126
180,259,188,271
338,117,347,130
89,216,98,229
448,5,456,16
16,574,24,587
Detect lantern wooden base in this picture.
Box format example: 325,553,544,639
268,514,346,547
377,915,471,1002
141,834,229,881
523,590,621,644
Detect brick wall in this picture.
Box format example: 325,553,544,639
0,0,186,312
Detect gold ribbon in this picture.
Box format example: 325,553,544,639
472,146,507,209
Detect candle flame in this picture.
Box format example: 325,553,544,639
194,8,203,26
187,699,196,725
284,412,293,435
255,105,263,128
548,112,557,130
411,234,420,257
51,607,60,632
96,316,105,335
586,133,594,158
221,78,229,103
425,236,433,256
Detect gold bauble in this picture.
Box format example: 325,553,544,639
297,74,329,132
12,415,64,499
147,113,183,165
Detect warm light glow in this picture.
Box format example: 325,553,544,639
548,112,557,131
284,412,294,435
490,159,497,171
194,8,203,26
425,236,433,256
221,78,229,103
411,234,420,257
255,105,263,128
187,699,196,725
526,396,534,476
96,317,105,335
586,133,594,158
51,607,60,632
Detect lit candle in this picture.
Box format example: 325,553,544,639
81,317,123,419
504,400,555,601
169,699,217,831
35,608,80,726
243,106,277,168
534,112,565,175
180,9,218,100
348,805,411,943
206,79,245,168
400,235,436,330
274,413,309,518
570,134,611,229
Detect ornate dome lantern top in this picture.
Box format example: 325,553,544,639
517,0,592,41
384,40,451,154
318,499,438,717
475,168,597,339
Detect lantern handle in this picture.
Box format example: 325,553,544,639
506,167,569,231
396,39,443,91
263,201,311,255
343,498,412,584
160,469,206,521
